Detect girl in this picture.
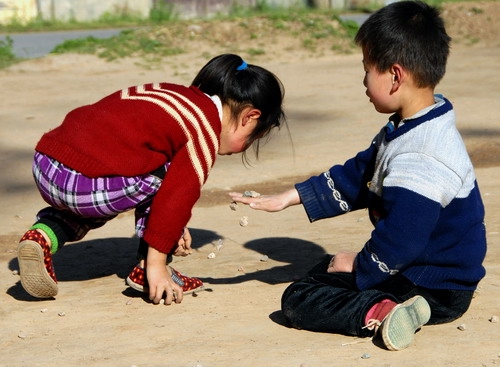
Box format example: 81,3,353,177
18,53,286,305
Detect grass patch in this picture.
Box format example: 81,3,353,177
0,3,361,69
0,36,20,68
42,7,359,66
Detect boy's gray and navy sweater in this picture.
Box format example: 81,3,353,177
296,96,486,291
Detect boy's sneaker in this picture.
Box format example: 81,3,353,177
18,229,58,298
378,295,431,351
126,264,204,294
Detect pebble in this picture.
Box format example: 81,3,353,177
215,239,224,251
207,252,216,259
12,270,19,275
457,323,467,331
361,353,371,359
40,308,48,313
489,315,499,323
58,311,66,317
243,190,260,197
18,332,28,339
260,255,269,262
229,202,238,211
239,216,249,227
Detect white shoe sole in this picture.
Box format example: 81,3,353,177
380,295,431,351
18,239,58,298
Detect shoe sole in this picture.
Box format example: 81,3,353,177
18,240,58,298
380,295,431,351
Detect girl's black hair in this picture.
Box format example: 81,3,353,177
191,54,286,159
355,0,451,88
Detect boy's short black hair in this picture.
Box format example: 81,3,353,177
355,0,451,88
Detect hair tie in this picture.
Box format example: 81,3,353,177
236,61,248,71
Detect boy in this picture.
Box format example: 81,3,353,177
230,1,486,350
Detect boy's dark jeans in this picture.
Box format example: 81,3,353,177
281,255,475,337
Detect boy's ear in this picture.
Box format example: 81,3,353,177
391,64,405,85
242,108,261,126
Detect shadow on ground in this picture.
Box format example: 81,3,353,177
6,227,222,301
200,237,327,285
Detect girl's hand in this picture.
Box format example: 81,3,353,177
146,247,183,305
172,227,192,257
228,188,301,212
327,251,357,273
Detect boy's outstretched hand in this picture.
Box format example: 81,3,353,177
228,188,301,212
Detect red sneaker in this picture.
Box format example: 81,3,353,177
18,229,58,298
126,264,204,294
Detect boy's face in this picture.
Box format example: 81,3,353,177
362,51,396,114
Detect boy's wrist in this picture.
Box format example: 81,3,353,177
284,188,300,207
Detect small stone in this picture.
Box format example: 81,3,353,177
457,323,467,331
489,315,499,323
58,311,66,317
215,239,224,251
207,252,216,259
126,299,133,305
40,308,48,313
260,255,269,262
239,216,249,227
12,270,19,275
361,353,371,359
229,202,238,211
243,190,260,198
18,332,28,339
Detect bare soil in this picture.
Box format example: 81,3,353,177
0,2,499,366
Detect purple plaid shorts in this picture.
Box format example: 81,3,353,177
32,152,166,241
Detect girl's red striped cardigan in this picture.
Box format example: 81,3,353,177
35,83,221,254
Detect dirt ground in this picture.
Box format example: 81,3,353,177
0,2,499,366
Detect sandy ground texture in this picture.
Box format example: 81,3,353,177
1,2,500,366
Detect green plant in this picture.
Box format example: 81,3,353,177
0,36,19,68
246,48,266,56
149,2,178,23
